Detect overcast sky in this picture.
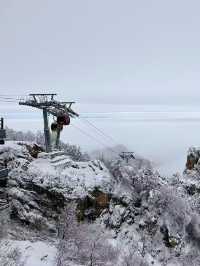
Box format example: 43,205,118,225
0,0,200,105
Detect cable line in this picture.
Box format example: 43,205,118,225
0,95,19,102
77,118,135,162
77,118,121,152
0,100,18,103
71,123,119,156
79,117,119,146
0,94,26,97
0,96,16,100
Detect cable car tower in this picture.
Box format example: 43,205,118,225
0,117,9,193
0,118,6,145
119,152,135,163
19,93,79,152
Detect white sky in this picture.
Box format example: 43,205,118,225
0,0,200,104
1,0,200,176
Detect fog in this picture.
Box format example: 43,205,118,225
1,1,200,176
2,103,200,176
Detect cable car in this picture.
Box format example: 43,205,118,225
57,113,70,126
51,122,63,132
51,122,58,131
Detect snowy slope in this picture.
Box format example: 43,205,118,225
0,240,56,266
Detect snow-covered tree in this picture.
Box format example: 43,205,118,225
56,203,118,266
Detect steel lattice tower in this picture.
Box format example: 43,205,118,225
119,152,135,163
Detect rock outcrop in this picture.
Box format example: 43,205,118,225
0,143,113,235
1,142,200,265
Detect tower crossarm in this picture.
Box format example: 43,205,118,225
19,95,79,117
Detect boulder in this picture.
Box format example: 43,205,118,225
77,188,111,222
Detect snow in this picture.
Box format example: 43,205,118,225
27,153,113,198
28,158,57,177
2,141,200,265
0,141,25,151
0,240,57,266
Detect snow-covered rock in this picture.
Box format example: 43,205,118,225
0,240,56,266
27,151,113,199
1,142,200,265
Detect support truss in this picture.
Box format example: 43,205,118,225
19,94,78,118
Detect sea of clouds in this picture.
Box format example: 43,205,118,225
1,103,200,177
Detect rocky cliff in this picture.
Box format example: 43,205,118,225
0,142,200,266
